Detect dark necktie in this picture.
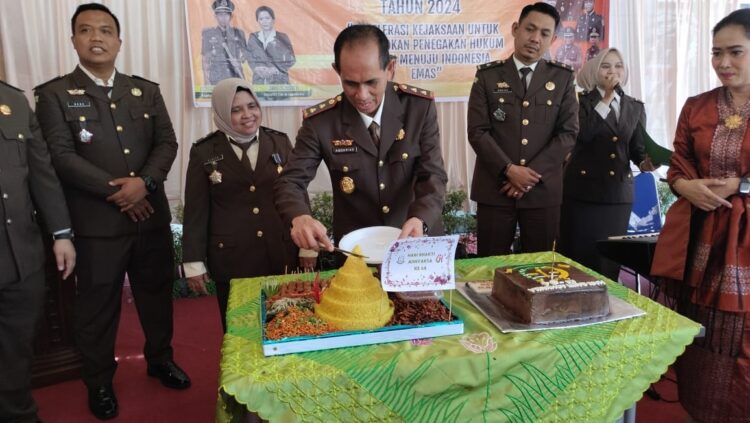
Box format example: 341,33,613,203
519,67,532,95
228,137,256,171
607,102,618,126
101,85,113,98
368,121,381,148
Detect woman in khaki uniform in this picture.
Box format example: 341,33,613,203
182,78,312,331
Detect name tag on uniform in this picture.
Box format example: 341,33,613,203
332,139,357,154
67,100,92,108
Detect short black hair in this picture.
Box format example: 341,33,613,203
713,9,750,38
519,2,561,30
71,3,120,36
256,5,275,21
333,24,390,71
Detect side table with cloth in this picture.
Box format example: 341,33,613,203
217,252,700,422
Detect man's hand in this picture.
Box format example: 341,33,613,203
500,182,526,199
107,177,148,209
187,273,210,296
291,215,333,251
505,164,541,193
399,217,424,239
125,199,155,222
673,178,733,211
53,239,76,280
639,156,658,172
299,256,317,271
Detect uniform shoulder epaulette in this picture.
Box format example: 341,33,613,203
131,74,159,85
393,82,433,99
303,95,342,119
0,80,23,92
547,60,574,72
633,97,644,104
33,75,64,91
193,130,220,145
261,126,287,137
476,59,505,71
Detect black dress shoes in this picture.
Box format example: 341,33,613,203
88,385,118,420
147,360,192,389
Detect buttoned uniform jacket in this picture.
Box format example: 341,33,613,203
34,67,178,237
0,81,71,288
563,89,647,204
182,127,298,282
274,82,448,243
202,26,247,85
467,59,579,208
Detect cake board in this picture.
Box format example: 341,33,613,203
456,282,645,333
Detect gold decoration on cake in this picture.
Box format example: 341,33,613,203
725,114,743,130
314,245,394,330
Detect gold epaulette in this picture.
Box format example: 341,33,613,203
303,95,342,119
393,82,433,99
547,60,574,72
476,60,505,71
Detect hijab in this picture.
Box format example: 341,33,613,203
576,47,629,93
211,78,260,143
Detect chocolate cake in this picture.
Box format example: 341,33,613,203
491,263,609,324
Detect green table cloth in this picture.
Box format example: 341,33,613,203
216,252,700,422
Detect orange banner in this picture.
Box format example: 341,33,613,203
185,0,609,106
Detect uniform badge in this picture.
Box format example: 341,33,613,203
67,100,91,108
209,168,223,184
332,139,357,154
66,89,85,95
340,176,355,194
78,128,93,143
0,104,11,115
396,128,405,141
493,107,506,122
494,81,511,93
545,81,556,91
131,88,142,97
272,153,283,174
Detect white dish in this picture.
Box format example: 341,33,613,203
339,226,401,264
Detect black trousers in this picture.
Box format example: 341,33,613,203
559,198,631,281
0,267,44,423
477,203,560,256
73,227,175,388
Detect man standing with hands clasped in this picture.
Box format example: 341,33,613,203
34,3,190,420
468,2,579,256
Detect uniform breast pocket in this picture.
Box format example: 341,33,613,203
63,107,100,144
536,97,559,123
130,106,158,139
0,125,32,167
388,144,421,179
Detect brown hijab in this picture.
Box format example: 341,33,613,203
576,47,629,92
210,78,260,143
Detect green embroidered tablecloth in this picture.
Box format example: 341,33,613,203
216,252,700,423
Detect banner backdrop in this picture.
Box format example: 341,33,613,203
185,0,609,106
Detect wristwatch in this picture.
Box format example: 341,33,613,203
141,175,157,194
739,177,750,197
421,219,429,236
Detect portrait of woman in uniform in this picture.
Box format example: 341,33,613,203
245,5,296,85
181,78,312,331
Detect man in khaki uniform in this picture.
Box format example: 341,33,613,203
0,79,75,423
34,3,190,420
468,2,579,256
274,24,447,250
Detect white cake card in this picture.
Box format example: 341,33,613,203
380,235,459,292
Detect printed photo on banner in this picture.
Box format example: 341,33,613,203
185,0,609,107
